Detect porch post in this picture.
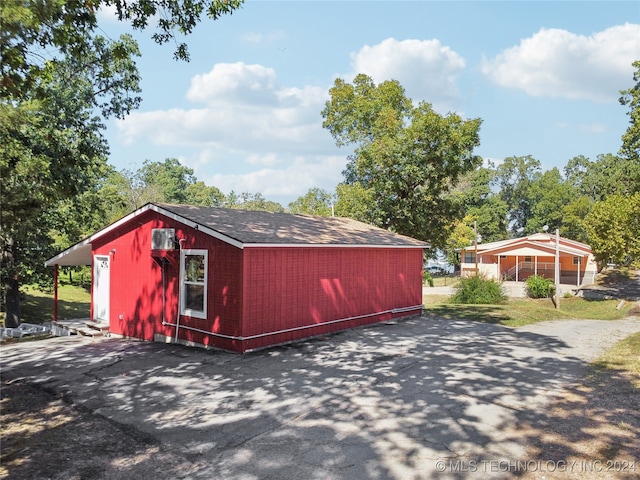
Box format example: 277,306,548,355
515,255,519,282
577,257,581,286
53,264,59,322
534,256,538,276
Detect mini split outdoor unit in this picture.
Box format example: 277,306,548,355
151,228,176,250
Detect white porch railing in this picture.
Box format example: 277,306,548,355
504,261,555,280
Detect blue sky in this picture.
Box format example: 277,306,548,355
99,1,640,206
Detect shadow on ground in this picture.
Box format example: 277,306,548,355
1,315,639,480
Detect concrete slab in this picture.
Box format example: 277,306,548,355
2,315,639,479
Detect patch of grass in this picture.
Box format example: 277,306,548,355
422,275,459,288
17,284,90,324
422,296,634,327
589,331,640,388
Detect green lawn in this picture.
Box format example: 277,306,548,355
1,284,91,326
590,331,640,387
423,296,634,327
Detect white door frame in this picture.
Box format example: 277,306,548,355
93,255,110,322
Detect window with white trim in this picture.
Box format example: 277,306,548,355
463,251,476,263
180,249,207,319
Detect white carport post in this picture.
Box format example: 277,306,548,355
53,264,59,322
577,257,581,286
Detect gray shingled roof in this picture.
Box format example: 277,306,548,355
156,203,428,247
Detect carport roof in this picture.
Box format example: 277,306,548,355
46,202,429,266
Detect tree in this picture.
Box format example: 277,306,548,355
560,196,592,244
322,74,482,249
186,181,225,207
619,60,640,163
139,158,197,204
449,165,508,243
333,183,376,224
492,155,542,235
1,40,140,326
288,188,333,216
1,0,245,99
1,0,244,325
584,193,640,266
466,196,509,244
443,215,476,267
228,192,284,212
525,167,576,234
564,153,640,200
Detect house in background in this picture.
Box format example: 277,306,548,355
45,203,428,353
460,233,597,286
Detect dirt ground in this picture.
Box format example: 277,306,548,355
517,368,639,479
0,379,192,480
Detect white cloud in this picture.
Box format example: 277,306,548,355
242,31,285,44
579,123,606,134
114,62,342,203
186,62,279,106
96,4,120,22
117,63,331,154
208,155,345,200
482,24,640,102
347,38,466,111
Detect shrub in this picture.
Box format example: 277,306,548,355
422,270,434,287
525,275,555,298
450,275,507,304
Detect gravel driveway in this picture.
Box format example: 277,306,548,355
2,314,639,480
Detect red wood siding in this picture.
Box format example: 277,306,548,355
91,211,244,349
89,210,423,353
240,247,423,352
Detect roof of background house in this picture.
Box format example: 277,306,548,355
470,233,592,256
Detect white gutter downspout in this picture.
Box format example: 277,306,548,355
173,238,187,343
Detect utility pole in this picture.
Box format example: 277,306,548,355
474,220,479,276
554,228,560,309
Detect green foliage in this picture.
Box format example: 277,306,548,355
564,154,640,200
619,60,640,163
422,271,434,287
491,155,542,235
525,167,576,234
288,188,333,216
322,74,482,249
0,0,244,327
186,181,226,207
443,215,476,266
226,191,284,212
450,275,507,305
140,158,196,203
333,182,376,223
524,275,555,299
560,196,592,244
585,193,640,266
1,0,244,98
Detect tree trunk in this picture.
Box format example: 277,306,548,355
2,237,21,328
4,276,21,328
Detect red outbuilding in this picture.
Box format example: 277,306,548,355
45,203,428,353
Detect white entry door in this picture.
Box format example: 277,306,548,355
93,255,110,322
